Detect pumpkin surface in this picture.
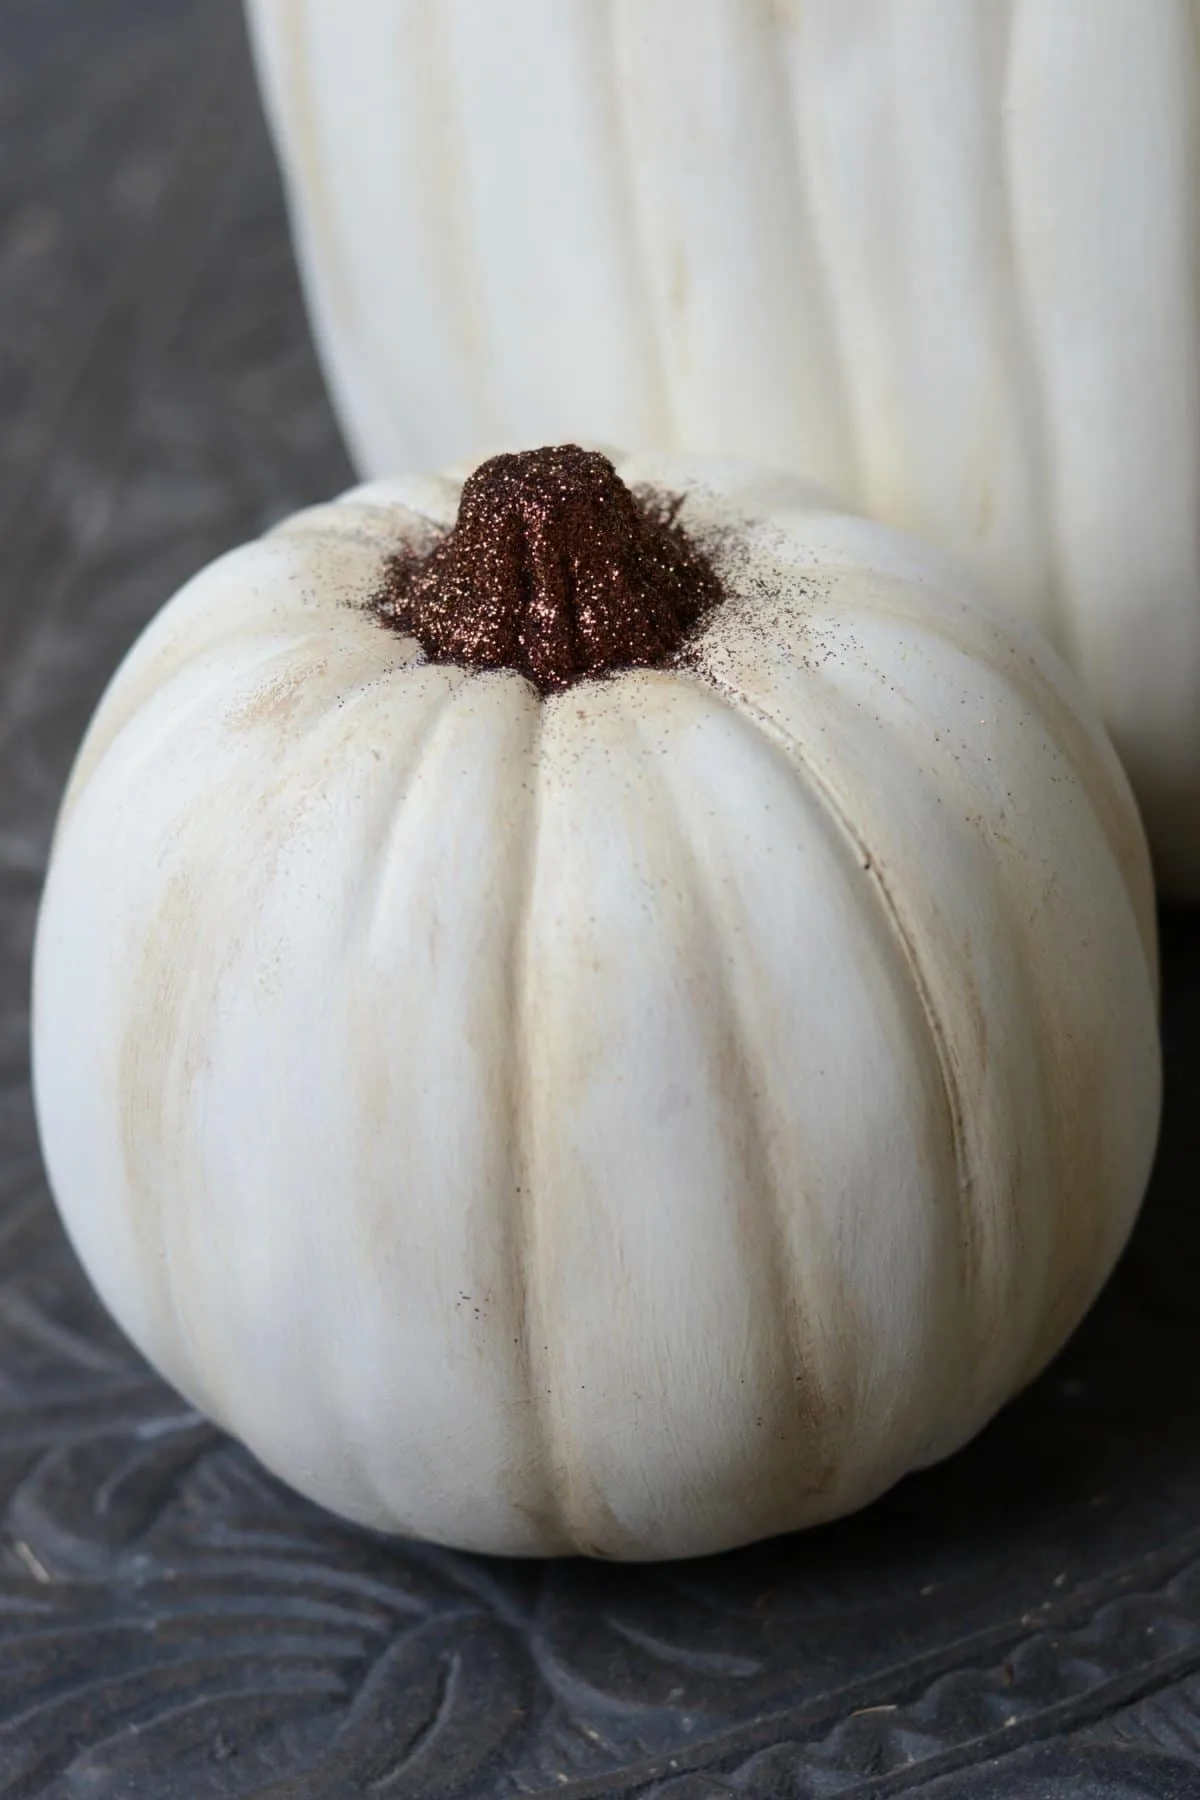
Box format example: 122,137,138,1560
244,0,1200,893
32,452,1160,1558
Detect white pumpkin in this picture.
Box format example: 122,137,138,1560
243,0,1200,894
32,449,1159,1560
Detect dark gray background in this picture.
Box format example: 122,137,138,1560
2,2,1199,1794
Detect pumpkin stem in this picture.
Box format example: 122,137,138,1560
374,445,723,694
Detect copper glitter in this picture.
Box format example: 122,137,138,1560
374,445,723,694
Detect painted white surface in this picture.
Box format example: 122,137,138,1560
32,456,1160,1557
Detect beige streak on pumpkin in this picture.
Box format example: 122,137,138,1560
96,612,401,1397
113,626,425,1426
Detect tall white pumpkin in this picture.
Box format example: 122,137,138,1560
32,450,1160,1558
243,0,1200,894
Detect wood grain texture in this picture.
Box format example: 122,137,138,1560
0,0,1197,1790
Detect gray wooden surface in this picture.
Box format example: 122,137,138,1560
2,3,1200,1794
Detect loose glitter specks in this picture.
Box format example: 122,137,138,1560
374,446,724,694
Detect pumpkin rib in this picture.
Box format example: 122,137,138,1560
508,695,579,1556
113,736,272,1428
695,537,1159,1420
771,0,879,507
631,703,810,1525
1006,0,1200,830
442,0,662,458
995,0,1063,650
335,667,541,1540
601,0,673,447
740,602,1108,1398
215,662,530,1538
638,697,846,1530
690,666,976,1289
161,667,424,1461
999,0,1093,662
773,9,861,499
349,670,471,961
610,0,853,479
121,656,467,1508
414,0,503,451
654,660,999,1492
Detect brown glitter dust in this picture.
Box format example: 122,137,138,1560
373,445,724,694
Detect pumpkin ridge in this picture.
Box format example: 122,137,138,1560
506,699,580,1555
644,718,839,1524
688,666,979,1304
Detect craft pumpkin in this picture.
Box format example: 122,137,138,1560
244,0,1200,894
32,450,1160,1558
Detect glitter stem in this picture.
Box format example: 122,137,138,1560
374,445,722,694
